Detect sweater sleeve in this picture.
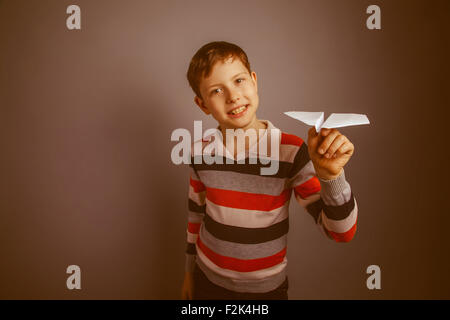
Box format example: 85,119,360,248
185,164,206,272
289,143,358,243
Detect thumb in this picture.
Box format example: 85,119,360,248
307,127,320,149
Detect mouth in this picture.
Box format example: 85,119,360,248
228,104,249,117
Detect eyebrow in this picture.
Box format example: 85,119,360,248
207,72,248,90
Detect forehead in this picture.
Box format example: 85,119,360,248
202,57,248,86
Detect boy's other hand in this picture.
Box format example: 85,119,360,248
181,272,194,300
307,127,354,180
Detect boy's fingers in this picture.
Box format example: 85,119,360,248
317,129,340,155
307,127,320,149
308,127,318,139
337,142,354,156
320,128,332,136
323,135,346,158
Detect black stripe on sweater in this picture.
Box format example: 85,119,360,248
203,214,289,244
322,192,355,220
306,198,325,223
288,143,310,179
188,199,206,213
186,243,197,255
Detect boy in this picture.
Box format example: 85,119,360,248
181,41,357,300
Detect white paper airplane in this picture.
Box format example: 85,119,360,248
284,111,370,133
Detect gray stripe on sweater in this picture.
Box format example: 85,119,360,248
318,170,352,206
199,225,287,260
196,259,287,293
289,160,316,189
188,211,204,223
197,170,287,196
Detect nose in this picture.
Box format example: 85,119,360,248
226,88,240,104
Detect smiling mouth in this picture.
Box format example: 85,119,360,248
228,104,249,115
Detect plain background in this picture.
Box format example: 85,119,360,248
0,0,449,299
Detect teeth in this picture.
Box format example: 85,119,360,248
230,105,247,115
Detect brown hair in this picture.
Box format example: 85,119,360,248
187,41,252,99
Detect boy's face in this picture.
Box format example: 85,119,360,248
195,57,259,131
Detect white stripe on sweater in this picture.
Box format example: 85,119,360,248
205,198,289,228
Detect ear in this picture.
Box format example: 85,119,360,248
250,71,258,92
194,96,211,115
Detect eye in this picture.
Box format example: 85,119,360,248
211,88,222,95
236,78,245,83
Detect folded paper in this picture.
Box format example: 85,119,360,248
284,111,370,132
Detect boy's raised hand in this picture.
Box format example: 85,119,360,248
307,127,354,180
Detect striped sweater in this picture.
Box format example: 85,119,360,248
185,120,357,293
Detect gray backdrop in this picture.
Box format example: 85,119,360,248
0,0,449,299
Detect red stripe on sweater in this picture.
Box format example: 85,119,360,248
197,237,287,272
190,177,206,193
294,176,321,198
206,187,291,211
188,222,201,234
281,133,304,147
326,219,357,242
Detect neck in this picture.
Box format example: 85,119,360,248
219,118,268,157
219,118,266,137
